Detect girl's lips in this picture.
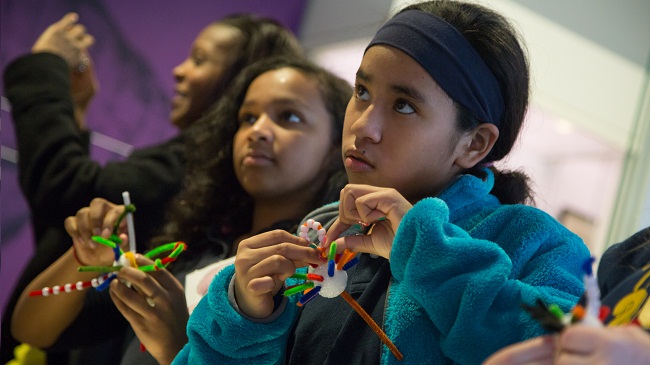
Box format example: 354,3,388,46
243,156,272,166
242,151,273,166
344,155,373,172
171,93,186,108
172,87,188,99
344,148,374,170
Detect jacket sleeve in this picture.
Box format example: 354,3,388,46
4,53,185,234
389,197,590,364
173,264,299,364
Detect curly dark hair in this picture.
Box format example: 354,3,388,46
152,56,352,257
194,13,304,119
401,1,534,205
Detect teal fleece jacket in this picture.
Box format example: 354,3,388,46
173,170,590,364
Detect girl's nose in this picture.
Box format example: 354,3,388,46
173,59,188,81
248,114,274,142
350,104,381,143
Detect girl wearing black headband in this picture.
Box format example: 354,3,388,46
174,1,591,364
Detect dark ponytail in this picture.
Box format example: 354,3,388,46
402,1,534,205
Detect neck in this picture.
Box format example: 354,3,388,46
250,195,314,234
231,188,321,257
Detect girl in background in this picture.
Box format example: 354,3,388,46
2,12,303,363
12,57,351,365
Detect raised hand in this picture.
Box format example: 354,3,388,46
32,12,98,129
64,197,128,266
326,184,412,260
32,12,95,68
70,51,98,129
233,230,322,319
110,255,189,365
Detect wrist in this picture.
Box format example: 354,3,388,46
73,107,88,130
72,246,89,266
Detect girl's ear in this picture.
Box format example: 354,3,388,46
454,123,499,169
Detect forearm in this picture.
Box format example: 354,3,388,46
5,53,91,221
157,339,189,365
178,265,295,364
5,55,184,233
73,105,88,131
11,248,98,348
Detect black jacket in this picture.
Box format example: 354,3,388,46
1,52,186,363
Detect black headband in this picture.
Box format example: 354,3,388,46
366,9,504,127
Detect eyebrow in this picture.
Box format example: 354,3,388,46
356,69,427,104
241,97,311,111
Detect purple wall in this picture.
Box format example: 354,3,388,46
0,0,306,316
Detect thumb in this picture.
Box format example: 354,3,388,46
330,235,375,255
54,12,79,31
134,253,154,266
325,218,349,244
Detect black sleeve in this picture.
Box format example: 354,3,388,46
4,53,186,244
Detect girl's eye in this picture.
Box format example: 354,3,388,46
395,100,415,114
191,50,206,66
193,57,205,66
282,112,302,124
238,113,257,125
355,84,370,101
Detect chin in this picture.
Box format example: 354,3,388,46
171,116,191,130
346,173,375,186
169,112,180,124
170,108,189,126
